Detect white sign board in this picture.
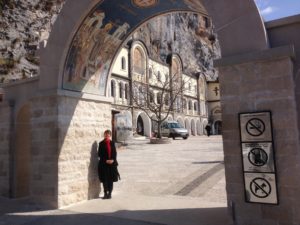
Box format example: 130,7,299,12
240,112,272,142
115,113,132,143
244,173,278,204
242,142,275,173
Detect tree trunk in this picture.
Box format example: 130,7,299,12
157,121,162,139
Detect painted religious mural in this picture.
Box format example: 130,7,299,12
63,0,206,95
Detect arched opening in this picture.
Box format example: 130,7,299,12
137,115,144,136
36,2,294,224
214,120,222,135
136,112,151,137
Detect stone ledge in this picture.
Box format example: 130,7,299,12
214,45,295,67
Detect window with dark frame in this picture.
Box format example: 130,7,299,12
121,57,126,70
111,80,115,97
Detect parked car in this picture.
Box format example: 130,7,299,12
160,121,189,140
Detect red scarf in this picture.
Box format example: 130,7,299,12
105,139,111,159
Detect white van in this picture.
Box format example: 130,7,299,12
161,121,189,140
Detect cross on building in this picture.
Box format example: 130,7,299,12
213,86,219,96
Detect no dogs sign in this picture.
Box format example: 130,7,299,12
242,142,275,173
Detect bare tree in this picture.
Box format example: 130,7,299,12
130,66,191,138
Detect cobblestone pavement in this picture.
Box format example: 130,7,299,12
0,135,233,225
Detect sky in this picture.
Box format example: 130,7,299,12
254,0,300,21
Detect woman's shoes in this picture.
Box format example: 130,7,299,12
103,192,112,199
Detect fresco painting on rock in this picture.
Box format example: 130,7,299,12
63,0,206,95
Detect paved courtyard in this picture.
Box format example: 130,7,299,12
0,135,233,225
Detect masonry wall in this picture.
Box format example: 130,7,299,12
219,56,300,225
0,102,11,197
57,96,111,207
30,96,60,207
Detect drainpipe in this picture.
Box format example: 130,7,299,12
8,99,16,198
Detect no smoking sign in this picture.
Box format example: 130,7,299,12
239,112,272,142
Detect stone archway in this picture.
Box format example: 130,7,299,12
135,112,151,137
35,0,300,224
184,118,190,134
39,0,268,92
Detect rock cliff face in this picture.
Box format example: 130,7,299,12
0,1,219,83
0,0,64,82
132,12,220,80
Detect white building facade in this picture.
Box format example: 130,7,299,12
109,40,220,141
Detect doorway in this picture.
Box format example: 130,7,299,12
137,115,144,136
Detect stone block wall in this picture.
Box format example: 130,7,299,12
30,96,60,207
57,96,111,207
219,56,300,225
0,102,11,197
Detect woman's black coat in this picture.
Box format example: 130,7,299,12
98,139,120,182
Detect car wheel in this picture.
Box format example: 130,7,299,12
172,134,175,140
183,137,188,140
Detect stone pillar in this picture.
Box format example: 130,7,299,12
0,102,11,197
29,92,112,208
0,88,4,102
216,46,300,225
56,93,112,207
30,96,59,208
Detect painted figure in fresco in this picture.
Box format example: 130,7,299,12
98,130,120,199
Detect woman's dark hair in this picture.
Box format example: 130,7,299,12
104,130,112,135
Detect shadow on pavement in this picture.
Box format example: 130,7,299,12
1,207,233,225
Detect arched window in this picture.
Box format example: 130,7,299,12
119,82,123,98
125,83,128,99
111,80,116,97
138,86,144,105
149,90,154,103
157,92,161,104
194,102,197,111
188,100,192,110
133,47,145,75
164,94,169,106
176,97,181,112
203,16,210,28
157,71,161,82
121,57,126,70
165,73,169,83
149,68,152,79
183,98,187,110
